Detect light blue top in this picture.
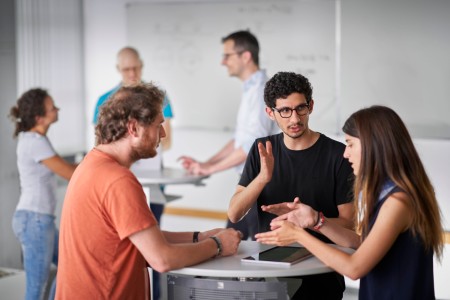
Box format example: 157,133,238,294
92,83,174,124
234,69,279,173
16,132,57,215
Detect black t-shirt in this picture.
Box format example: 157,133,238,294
239,133,354,242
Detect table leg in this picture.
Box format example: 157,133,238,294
142,184,166,205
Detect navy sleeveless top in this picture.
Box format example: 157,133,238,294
359,181,435,300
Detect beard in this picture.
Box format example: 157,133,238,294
130,136,159,162
276,120,307,139
284,128,306,139
130,146,157,162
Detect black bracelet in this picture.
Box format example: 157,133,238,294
193,231,200,243
209,236,222,257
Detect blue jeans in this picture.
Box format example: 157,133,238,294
12,210,58,300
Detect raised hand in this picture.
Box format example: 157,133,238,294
258,140,274,184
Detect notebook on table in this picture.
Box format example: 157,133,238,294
241,246,313,267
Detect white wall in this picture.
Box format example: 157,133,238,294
0,0,21,269
16,0,85,154
341,0,450,139
83,0,128,149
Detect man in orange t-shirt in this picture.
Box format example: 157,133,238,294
56,84,241,299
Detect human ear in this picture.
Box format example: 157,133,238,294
127,119,139,137
241,51,252,63
35,115,43,125
265,106,275,120
308,100,314,114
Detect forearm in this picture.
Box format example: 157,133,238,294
228,177,266,222
316,218,361,249
42,155,78,180
150,239,219,272
327,202,355,230
207,147,246,174
328,215,355,229
162,231,194,243
206,140,235,164
295,228,358,278
131,228,219,273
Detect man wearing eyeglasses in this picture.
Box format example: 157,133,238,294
179,30,279,241
228,72,354,300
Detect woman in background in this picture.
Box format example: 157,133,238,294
256,105,444,299
9,88,78,300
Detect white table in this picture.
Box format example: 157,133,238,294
167,241,352,299
133,167,208,205
169,240,342,278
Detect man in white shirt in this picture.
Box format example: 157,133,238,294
179,30,278,240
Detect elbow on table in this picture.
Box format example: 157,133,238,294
345,271,363,281
149,258,175,273
341,264,367,281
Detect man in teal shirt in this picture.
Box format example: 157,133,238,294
93,46,174,151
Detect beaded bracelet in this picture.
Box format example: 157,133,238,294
313,212,325,230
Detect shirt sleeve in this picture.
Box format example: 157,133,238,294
234,83,275,154
32,135,57,163
162,94,174,118
104,174,158,240
93,86,120,124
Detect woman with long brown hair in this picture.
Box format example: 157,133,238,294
256,105,444,299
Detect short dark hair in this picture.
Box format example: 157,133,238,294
264,72,313,108
9,88,49,137
222,30,260,66
95,83,164,145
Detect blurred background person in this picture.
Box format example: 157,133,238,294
9,88,78,300
179,30,279,241
92,46,174,151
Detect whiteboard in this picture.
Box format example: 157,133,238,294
127,0,450,139
341,0,450,139
127,0,337,132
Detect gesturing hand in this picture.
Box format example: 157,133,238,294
270,199,318,230
258,140,274,184
261,197,300,216
255,220,302,246
178,156,197,170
